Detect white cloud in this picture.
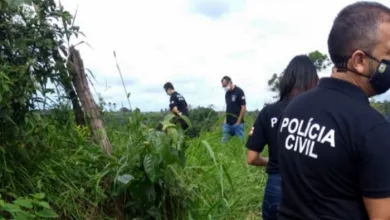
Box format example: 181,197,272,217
60,0,390,111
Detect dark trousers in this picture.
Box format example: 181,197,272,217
262,173,282,220
173,117,188,130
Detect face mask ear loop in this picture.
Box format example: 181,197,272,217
337,61,348,72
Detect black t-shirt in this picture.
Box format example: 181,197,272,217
277,77,390,220
225,86,246,125
169,91,188,116
246,98,291,174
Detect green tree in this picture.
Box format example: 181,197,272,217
186,107,219,138
267,50,331,95
308,50,332,72
370,99,390,116
0,0,81,146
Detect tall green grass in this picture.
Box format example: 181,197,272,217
0,104,268,219
105,112,269,219
182,118,268,220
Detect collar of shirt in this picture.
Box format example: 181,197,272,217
318,77,369,104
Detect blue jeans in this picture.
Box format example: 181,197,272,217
262,173,282,220
221,123,244,143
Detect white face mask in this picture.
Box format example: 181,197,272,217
223,86,231,92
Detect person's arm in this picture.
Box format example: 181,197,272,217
359,123,390,219
224,93,227,124
236,89,246,124
169,95,181,115
246,110,268,166
247,150,269,166
172,106,181,115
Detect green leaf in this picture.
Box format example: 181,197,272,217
179,115,192,128
35,209,58,218
163,113,176,122
13,211,34,220
37,201,50,209
166,127,178,144
201,140,217,165
160,121,175,131
1,203,22,213
143,154,161,183
31,193,45,200
116,174,134,184
13,198,33,209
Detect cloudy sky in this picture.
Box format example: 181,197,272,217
60,0,389,112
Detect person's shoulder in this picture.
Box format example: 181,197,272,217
291,87,317,102
361,106,388,128
344,97,387,126
263,100,290,115
289,88,387,131
285,87,328,110
360,120,390,148
235,85,244,93
258,104,270,115
262,102,277,112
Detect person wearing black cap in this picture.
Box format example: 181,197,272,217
221,76,246,143
163,82,189,130
277,2,390,219
246,55,318,220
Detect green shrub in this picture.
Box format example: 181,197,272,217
186,107,219,138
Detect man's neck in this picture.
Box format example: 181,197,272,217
330,71,373,97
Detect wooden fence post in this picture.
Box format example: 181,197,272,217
68,46,112,155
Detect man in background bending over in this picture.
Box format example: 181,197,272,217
221,76,246,143
163,82,189,130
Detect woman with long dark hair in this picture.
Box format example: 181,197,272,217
246,55,319,220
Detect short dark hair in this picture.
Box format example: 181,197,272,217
327,1,390,71
163,82,174,90
278,55,318,101
221,76,232,83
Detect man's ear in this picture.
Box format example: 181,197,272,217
350,50,366,74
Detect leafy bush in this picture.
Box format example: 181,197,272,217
0,104,195,219
186,107,219,138
103,113,193,219
0,193,57,219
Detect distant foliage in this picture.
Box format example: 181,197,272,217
370,99,390,116
185,107,219,138
103,107,220,138
120,107,130,112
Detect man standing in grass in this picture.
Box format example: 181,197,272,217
221,76,246,143
163,82,189,130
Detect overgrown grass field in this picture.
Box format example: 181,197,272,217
106,113,269,219
0,105,269,219
183,120,268,219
